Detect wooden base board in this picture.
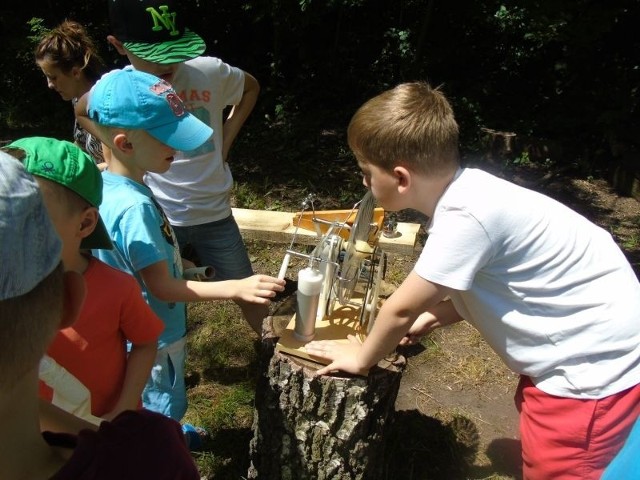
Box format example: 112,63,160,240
275,296,367,365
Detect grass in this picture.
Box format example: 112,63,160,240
183,298,260,479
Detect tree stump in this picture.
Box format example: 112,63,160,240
248,295,406,479
481,127,517,164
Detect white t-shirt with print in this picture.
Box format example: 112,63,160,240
145,56,245,226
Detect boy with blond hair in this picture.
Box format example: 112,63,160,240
3,136,163,423
81,68,284,439
0,153,198,479
306,81,640,479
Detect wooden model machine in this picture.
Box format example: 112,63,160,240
275,192,389,364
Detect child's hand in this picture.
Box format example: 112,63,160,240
181,257,197,271
305,335,368,376
399,311,439,346
234,274,286,304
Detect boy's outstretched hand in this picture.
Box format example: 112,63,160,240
234,274,286,304
305,334,369,376
398,311,438,346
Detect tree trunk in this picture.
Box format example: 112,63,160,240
248,296,406,479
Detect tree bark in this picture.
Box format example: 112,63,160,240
248,296,406,479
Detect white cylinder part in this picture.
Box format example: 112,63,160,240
294,267,324,341
297,267,324,295
278,253,291,280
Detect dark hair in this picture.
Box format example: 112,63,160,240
34,19,105,83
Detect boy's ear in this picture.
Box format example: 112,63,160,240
393,166,411,193
60,271,86,329
106,35,127,56
78,207,99,240
113,132,134,153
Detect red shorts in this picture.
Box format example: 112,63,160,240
515,376,640,480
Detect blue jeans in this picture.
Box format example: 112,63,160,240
142,336,187,422
172,215,254,280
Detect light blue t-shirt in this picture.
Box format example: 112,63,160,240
94,172,185,348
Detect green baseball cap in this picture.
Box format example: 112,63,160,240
7,137,112,250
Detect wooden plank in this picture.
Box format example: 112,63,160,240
293,207,385,241
275,293,367,365
232,207,421,256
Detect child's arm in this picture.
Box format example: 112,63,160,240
39,399,99,434
102,340,157,421
74,92,102,140
398,299,462,346
306,271,452,375
221,72,260,161
139,260,285,304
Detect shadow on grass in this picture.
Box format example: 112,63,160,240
187,361,260,388
385,409,522,480
194,427,253,480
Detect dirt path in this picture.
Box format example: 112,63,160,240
393,322,522,479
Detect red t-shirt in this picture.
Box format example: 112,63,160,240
39,257,164,417
45,409,199,479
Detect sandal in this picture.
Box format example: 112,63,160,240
182,423,210,451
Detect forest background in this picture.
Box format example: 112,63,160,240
1,0,638,178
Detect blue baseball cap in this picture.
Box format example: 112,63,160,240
87,68,213,151
0,152,62,301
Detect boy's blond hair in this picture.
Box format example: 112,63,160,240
347,81,460,176
91,123,123,149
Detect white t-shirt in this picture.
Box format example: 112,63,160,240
415,168,640,399
145,57,245,226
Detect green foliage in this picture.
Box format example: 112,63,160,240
233,182,265,210
26,17,49,44
512,151,531,167
623,233,640,250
